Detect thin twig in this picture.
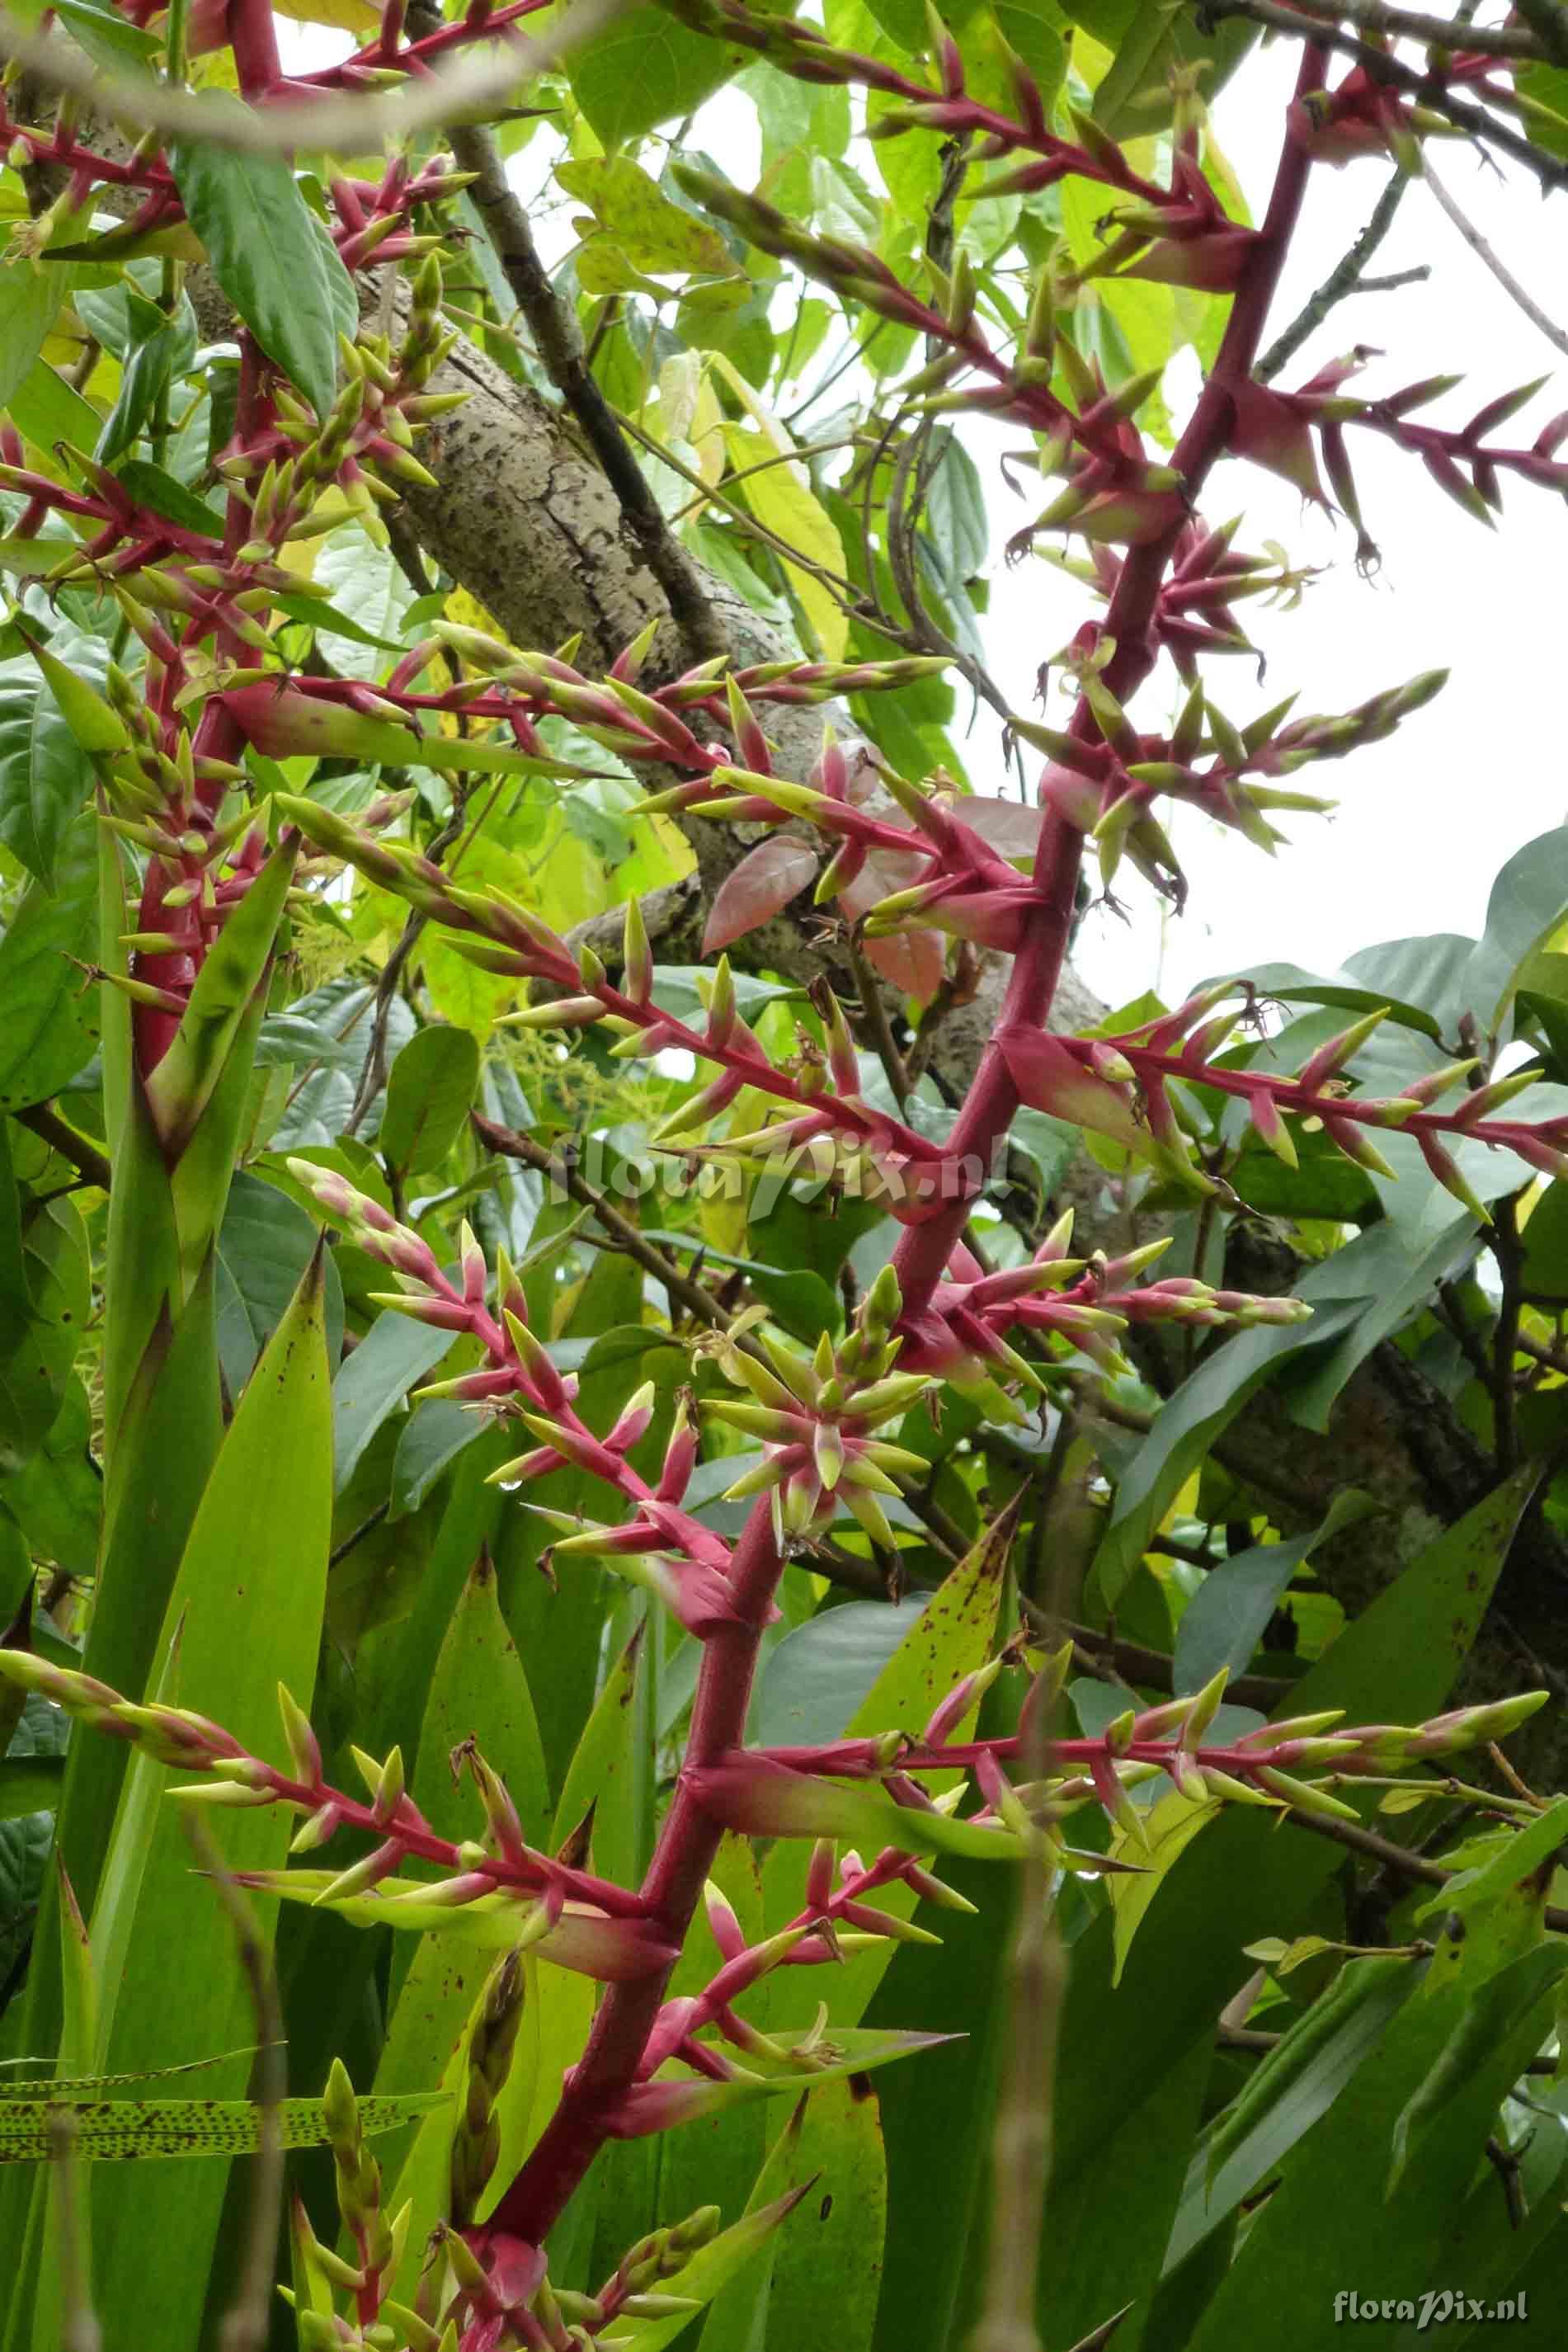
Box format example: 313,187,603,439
1423,158,1568,358
1198,0,1568,192
1260,167,1411,382
0,0,624,159
14,1105,112,1191
1268,0,1545,59
1283,1803,1568,1935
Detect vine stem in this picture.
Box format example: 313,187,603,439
888,40,1332,1331
485,1494,787,2242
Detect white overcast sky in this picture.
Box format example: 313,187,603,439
285,23,1567,1013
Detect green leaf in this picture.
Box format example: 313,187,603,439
1170,1490,1378,1694
112,460,227,541
0,263,61,413
167,100,354,420
379,1024,482,1177
1167,1953,1421,2273
568,6,754,145
764,1509,1012,2030
753,1598,930,1749
0,634,111,888
557,158,733,275
1093,1296,1366,1605
0,1757,64,1821
1465,822,1568,1035
87,1246,333,2340
1053,1466,1536,2246
0,2090,446,2161
332,1307,454,1492
0,808,101,1113
763,2076,885,2352
214,1169,346,1396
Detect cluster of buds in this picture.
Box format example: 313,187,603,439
896,1209,1311,1416
668,164,1177,507
700,1266,934,1546
1069,150,1262,297
1005,987,1568,1214
1029,654,1446,899
281,807,958,1218
325,150,478,274
299,2059,407,2337
998,351,1188,547
212,267,460,559
638,724,1050,973
1035,514,1316,685
450,1950,529,2229
1227,352,1568,560
694,1658,1548,1853
0,1650,674,1975
285,1162,765,1634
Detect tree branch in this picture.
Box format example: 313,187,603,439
431,63,727,665
1259,166,1412,382
1423,157,1568,358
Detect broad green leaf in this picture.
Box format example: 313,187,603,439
557,158,732,276
764,1510,1012,2029
167,101,354,421
1092,1295,1366,1603
214,1169,346,1396
0,1759,64,1822
0,635,111,889
410,1545,551,1851
379,1024,482,1178
763,2076,885,2352
1166,1953,1421,2272
752,1597,930,1749
568,6,755,145
1052,1467,1537,2226
1465,822,1568,1034
0,2090,446,2160
390,1398,478,1516
332,1307,454,1491
87,1247,333,2342
1170,1489,1377,1695
0,264,60,413
0,809,101,1114
1184,1940,1564,2347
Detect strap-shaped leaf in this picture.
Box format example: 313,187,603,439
0,2091,447,2161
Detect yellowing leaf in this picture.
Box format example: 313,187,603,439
721,425,847,659
273,0,379,32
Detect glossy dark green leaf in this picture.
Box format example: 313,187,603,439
214,1169,346,1396
379,1024,482,1177
167,101,354,421
0,809,101,1113
0,634,111,889
332,1307,453,1491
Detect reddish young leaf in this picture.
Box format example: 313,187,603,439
703,837,821,952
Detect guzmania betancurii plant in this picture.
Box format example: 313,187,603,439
1,0,1567,2345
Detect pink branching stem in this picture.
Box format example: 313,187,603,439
888,40,1333,1332
485,1493,786,2244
